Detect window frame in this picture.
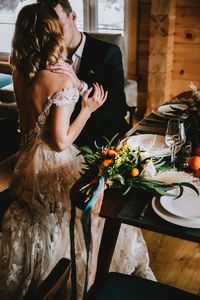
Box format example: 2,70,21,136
0,0,128,74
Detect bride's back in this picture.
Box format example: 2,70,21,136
9,3,67,135
13,70,70,134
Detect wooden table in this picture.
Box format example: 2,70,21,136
70,110,200,294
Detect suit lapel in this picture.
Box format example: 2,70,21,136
78,33,95,81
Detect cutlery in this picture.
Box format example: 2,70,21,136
140,120,166,127
138,201,149,220
145,117,167,123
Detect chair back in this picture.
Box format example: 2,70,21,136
25,258,71,300
174,91,192,100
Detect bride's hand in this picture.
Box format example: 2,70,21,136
81,83,108,114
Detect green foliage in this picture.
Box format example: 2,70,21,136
79,136,198,202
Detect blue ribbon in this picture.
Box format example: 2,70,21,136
70,177,105,299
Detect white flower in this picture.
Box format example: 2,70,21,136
143,161,156,177
189,82,200,99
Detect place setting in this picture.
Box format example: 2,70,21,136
123,133,171,157
152,184,200,229
153,103,189,120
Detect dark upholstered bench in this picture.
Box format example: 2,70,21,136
0,73,12,88
85,273,200,300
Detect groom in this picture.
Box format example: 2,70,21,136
38,0,130,149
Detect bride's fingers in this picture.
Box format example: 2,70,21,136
100,85,107,100
83,87,93,100
92,83,99,99
102,91,108,102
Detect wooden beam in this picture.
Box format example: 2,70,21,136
125,0,138,79
147,0,176,113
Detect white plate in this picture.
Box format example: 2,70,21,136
152,198,200,228
160,186,200,219
124,134,171,157
155,104,188,119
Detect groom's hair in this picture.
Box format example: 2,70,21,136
37,0,72,16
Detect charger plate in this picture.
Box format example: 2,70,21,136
160,186,200,219
124,134,171,157
154,103,188,119
152,197,200,229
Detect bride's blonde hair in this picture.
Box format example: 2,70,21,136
10,3,65,80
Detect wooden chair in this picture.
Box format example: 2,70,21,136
174,90,192,100
25,258,71,300
85,272,200,300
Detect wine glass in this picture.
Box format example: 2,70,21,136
165,119,186,167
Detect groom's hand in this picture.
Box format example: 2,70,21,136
49,60,81,90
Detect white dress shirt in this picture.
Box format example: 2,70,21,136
71,33,88,95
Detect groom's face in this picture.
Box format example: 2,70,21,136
54,4,75,49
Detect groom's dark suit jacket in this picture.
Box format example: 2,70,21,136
71,33,130,149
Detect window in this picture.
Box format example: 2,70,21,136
0,0,124,53
0,0,36,53
97,0,124,33
83,0,124,33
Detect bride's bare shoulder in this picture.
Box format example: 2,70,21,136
37,70,73,89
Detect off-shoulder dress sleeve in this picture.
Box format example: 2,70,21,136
51,87,79,110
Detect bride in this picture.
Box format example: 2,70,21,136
0,3,155,300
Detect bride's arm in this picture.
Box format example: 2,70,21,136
51,83,107,151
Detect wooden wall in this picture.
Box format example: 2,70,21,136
130,0,200,116
135,0,151,116
172,0,200,97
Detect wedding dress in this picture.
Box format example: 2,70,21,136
0,86,155,300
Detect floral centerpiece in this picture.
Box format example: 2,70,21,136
79,135,198,203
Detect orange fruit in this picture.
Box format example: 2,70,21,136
188,156,200,170
195,146,200,156
107,149,117,157
102,159,112,167
130,167,140,177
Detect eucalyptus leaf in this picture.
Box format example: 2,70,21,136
178,182,199,195
79,146,93,154
122,186,131,196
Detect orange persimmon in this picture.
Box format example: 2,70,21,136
107,149,117,157
102,159,112,167
188,156,200,171
130,167,140,177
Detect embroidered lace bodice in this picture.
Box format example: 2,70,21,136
0,87,155,300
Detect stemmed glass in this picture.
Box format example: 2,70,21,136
165,119,186,167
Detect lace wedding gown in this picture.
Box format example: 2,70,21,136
0,87,155,300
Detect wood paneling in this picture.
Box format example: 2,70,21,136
171,1,200,97
171,78,200,97
175,27,200,44
174,44,200,62
134,0,200,114
147,0,176,113
173,62,200,80
126,0,138,79
176,0,200,7
136,0,151,116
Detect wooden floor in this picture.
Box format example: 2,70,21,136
143,229,200,295
0,156,200,296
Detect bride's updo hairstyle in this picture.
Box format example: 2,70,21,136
10,3,65,80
